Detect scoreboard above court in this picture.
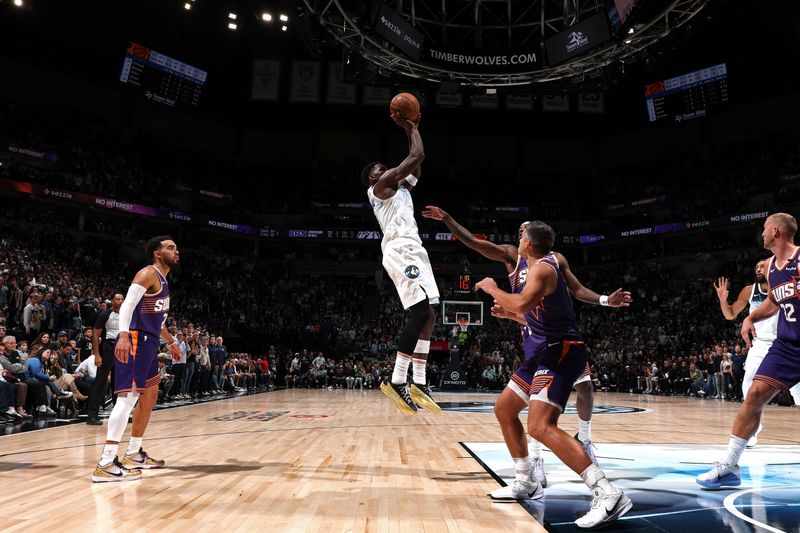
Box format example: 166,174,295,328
644,63,729,123
120,42,207,108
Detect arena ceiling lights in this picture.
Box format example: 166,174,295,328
300,0,711,89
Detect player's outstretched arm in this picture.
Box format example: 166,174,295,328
714,277,750,320
554,252,632,307
376,114,424,194
402,123,422,181
422,205,517,270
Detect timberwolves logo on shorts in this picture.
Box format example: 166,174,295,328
404,265,421,279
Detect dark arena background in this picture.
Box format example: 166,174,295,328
1,0,800,531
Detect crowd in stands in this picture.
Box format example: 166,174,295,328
3,97,799,235
2,206,795,424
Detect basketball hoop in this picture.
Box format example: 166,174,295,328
457,317,469,333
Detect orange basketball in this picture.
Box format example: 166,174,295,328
390,92,420,122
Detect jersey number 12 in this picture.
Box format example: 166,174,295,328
781,303,796,322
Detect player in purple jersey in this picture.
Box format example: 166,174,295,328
91,236,181,483
477,221,632,529
422,206,630,498
698,213,800,489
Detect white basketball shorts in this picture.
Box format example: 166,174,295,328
382,239,440,310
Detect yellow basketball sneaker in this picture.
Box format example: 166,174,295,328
91,457,142,483
409,384,442,413
122,448,166,469
380,381,418,414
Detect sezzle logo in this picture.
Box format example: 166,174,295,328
566,31,589,53
404,265,421,279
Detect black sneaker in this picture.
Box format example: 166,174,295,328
380,381,418,414
86,418,103,426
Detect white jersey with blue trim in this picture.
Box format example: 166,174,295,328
749,282,777,343
367,184,422,251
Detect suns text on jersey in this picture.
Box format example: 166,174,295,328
771,281,799,302
154,297,170,312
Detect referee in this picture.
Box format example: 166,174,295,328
86,293,123,426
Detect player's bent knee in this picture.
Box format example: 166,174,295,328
745,381,778,407
527,418,550,442
494,400,514,422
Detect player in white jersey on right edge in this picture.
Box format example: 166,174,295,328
714,259,800,447
362,112,441,415
422,206,631,497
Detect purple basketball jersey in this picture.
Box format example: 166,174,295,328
526,253,582,352
130,266,170,336
768,247,800,343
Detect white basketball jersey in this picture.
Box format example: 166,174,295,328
749,282,777,343
367,184,422,251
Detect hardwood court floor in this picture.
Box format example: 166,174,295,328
1,389,798,532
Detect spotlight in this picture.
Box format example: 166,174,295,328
13,0,23,6
262,12,272,21
281,25,287,31
228,22,238,30
184,2,191,10
625,39,631,44
628,27,635,34
279,14,288,22
228,12,237,20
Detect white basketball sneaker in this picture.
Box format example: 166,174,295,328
531,457,547,488
575,487,632,529
489,479,544,501
696,462,741,489
575,433,599,466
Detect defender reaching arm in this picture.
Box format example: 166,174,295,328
421,205,517,270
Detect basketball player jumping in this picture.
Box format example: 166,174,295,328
92,236,181,482
714,259,800,447
362,113,441,414
422,206,630,497
476,221,632,529
698,213,800,488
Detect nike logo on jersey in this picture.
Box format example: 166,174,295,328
547,341,561,347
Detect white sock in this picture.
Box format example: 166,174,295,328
391,352,412,385
578,418,592,443
412,357,427,385
580,464,617,493
99,443,119,467
127,436,143,455
725,435,748,466
529,439,542,459
412,339,430,385
513,456,532,482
